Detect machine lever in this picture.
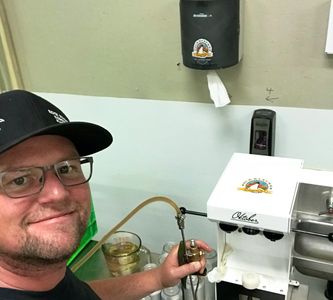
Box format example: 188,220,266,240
292,229,333,242
180,207,207,217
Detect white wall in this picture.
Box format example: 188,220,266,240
39,92,333,253
6,0,333,109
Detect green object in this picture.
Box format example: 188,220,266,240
67,200,98,266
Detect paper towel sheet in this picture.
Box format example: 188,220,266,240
207,70,231,107
325,0,333,54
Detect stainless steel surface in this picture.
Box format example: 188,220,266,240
319,190,333,215
293,255,333,281
293,270,327,300
287,283,309,300
294,219,333,260
293,183,333,219
292,183,333,281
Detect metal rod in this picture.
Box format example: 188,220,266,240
292,228,329,239
180,207,207,217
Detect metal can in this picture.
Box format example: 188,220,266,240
161,285,182,300
205,249,217,300
185,276,205,300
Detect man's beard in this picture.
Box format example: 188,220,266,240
21,221,86,266
0,214,87,269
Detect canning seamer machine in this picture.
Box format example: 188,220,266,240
206,153,308,300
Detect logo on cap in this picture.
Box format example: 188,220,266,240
48,110,68,124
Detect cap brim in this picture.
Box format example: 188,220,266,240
0,122,113,156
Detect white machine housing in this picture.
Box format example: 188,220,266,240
207,153,303,298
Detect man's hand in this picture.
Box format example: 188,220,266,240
157,240,212,288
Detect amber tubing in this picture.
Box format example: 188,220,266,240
70,196,181,273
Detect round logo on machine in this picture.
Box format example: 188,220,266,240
238,178,272,194
192,39,213,58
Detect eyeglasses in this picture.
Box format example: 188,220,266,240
0,157,93,198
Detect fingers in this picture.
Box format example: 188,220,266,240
159,240,212,288
168,239,212,260
185,239,212,252
172,261,203,280
183,240,212,274
169,239,212,252
169,240,212,271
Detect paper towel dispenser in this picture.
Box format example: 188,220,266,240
179,0,243,70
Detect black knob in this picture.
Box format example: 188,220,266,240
242,227,260,235
263,230,284,242
219,222,238,233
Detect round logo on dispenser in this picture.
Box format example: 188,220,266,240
192,39,213,59
238,178,272,194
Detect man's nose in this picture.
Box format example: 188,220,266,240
37,170,68,202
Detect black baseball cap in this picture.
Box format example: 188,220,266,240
0,90,113,155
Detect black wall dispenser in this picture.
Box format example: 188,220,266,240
250,109,276,156
179,0,243,70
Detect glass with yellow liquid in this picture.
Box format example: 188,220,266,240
102,231,150,277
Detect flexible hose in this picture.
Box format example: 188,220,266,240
70,195,181,273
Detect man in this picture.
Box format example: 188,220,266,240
0,90,210,300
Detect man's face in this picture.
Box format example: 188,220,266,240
0,135,91,268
